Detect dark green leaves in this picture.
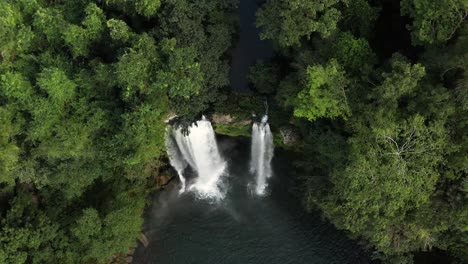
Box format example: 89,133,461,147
401,0,468,45
157,39,204,99
256,0,343,47
0,107,19,186
37,68,76,105
294,60,350,121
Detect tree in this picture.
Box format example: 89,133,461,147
332,32,376,74
256,0,468,262
247,61,280,95
63,3,105,58
115,34,158,101
339,0,380,37
37,68,76,105
256,0,343,47
0,0,237,263
401,0,468,45
321,115,447,254
157,38,204,99
294,60,350,121
116,102,168,180
0,192,61,264
0,2,34,68
104,0,161,17
0,107,19,186
107,19,132,43
156,0,237,120
134,0,161,17
33,7,67,47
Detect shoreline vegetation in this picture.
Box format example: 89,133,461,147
1,0,467,263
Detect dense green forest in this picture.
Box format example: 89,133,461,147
252,0,467,263
0,0,466,263
0,0,237,262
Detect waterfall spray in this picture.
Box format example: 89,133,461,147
166,117,226,199
165,128,187,193
250,102,274,195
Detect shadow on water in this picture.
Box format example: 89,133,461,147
230,0,274,92
134,136,372,264
369,0,423,62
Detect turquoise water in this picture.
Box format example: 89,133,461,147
134,136,371,264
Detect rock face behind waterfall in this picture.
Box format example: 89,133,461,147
212,113,252,137
279,125,301,146
212,113,235,124
165,118,227,199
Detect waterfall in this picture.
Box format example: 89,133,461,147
166,117,226,199
250,115,274,195
165,129,187,193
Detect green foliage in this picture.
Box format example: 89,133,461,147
0,0,236,263
117,102,168,179
275,75,301,110
0,2,34,67
37,68,76,105
63,25,89,57
247,61,279,95
134,0,161,17
214,123,251,138
294,60,350,121
401,0,468,45
256,0,343,47
0,192,60,264
0,108,19,186
70,183,146,262
214,93,264,121
157,39,204,99
72,208,102,247
33,7,66,46
372,55,426,110
107,19,132,42
323,115,447,252
63,3,105,58
332,32,376,73
105,0,161,17
1,0,465,263
156,0,237,119
258,1,468,262
0,72,34,107
340,0,380,37
115,34,158,100
294,54,467,262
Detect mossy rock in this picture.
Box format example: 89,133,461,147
214,123,251,137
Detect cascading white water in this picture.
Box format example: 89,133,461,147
166,117,226,199
250,115,274,195
165,129,187,193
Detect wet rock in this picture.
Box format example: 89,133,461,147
165,112,178,123
139,233,149,248
279,125,301,146
156,174,173,188
212,113,234,124
237,119,252,125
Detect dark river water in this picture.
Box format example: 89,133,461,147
230,0,274,92
134,136,371,264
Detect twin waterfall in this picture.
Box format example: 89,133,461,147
166,117,226,199
250,115,274,195
166,115,273,198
